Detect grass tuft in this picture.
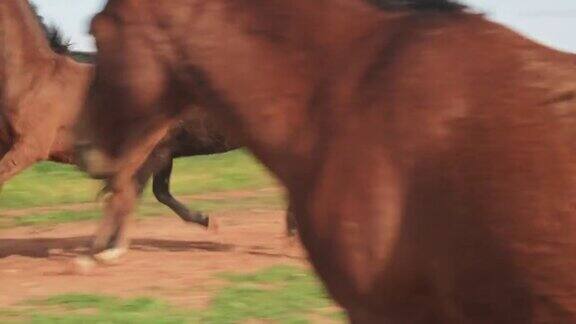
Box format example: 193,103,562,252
1,150,284,228
4,267,342,324
0,150,275,209
204,266,335,323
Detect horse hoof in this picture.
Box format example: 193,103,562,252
93,247,128,265
95,191,112,203
283,235,299,249
63,256,97,275
285,229,298,238
208,216,220,234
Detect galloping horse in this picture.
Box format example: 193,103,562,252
81,0,576,322
0,0,263,262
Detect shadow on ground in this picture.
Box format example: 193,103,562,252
0,236,234,258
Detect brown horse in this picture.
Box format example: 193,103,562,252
0,0,91,177
0,0,257,262
81,0,576,322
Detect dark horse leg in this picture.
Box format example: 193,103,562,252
152,158,210,228
285,205,297,237
0,142,7,193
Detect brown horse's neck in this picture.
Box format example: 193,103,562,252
176,0,391,186
0,0,59,102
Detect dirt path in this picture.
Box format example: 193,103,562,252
0,209,305,308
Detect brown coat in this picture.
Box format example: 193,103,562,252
83,0,576,322
0,0,91,173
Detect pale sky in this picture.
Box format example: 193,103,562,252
31,0,576,53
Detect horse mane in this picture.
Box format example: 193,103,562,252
28,2,72,55
366,0,466,11
43,25,72,55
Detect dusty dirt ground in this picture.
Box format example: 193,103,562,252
0,209,306,308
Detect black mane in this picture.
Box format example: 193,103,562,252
29,2,72,54
366,0,466,11
44,25,72,55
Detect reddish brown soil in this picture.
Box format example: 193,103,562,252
0,210,306,308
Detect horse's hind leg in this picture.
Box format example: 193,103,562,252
152,158,212,228
285,208,298,237
283,204,299,248
0,143,8,193
284,197,298,237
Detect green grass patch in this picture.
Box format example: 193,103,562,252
20,294,191,324
14,210,101,227
0,162,99,209
25,293,121,309
2,266,342,324
204,265,336,323
0,191,284,229
154,150,276,197
138,192,285,218
0,309,21,323
0,150,275,210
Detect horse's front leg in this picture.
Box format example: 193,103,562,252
89,121,173,263
91,177,138,264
